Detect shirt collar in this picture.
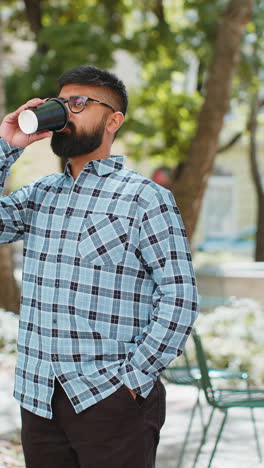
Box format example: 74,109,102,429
64,155,126,178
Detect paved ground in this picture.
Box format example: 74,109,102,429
156,383,264,468
0,357,263,468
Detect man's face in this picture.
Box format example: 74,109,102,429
51,84,111,159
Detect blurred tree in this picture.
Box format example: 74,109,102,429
0,11,21,313
3,0,129,175
245,2,264,261
124,0,254,243
4,0,128,109
248,93,264,261
123,0,202,165
173,0,254,240
195,0,264,260
2,0,261,259
232,1,264,261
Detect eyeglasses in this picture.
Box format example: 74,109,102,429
58,96,115,114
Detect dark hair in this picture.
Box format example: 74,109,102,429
58,65,128,116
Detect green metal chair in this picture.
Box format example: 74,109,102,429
161,351,205,468
192,328,264,468
161,348,249,468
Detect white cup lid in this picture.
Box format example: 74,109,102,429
18,110,38,134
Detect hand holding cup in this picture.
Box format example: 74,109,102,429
0,98,52,148
18,98,69,135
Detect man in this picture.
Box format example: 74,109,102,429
0,65,198,468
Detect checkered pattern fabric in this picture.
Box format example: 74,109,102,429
0,138,198,419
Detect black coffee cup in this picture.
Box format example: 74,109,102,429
18,98,69,134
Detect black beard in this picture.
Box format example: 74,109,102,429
50,120,105,159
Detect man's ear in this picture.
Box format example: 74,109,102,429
106,112,124,136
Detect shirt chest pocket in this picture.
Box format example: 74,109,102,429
78,214,129,265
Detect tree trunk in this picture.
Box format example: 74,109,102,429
255,199,264,261
0,242,21,313
23,0,42,36
172,0,254,241
248,94,264,261
153,0,166,24
0,12,21,313
23,0,48,54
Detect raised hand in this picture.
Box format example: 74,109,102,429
0,98,52,148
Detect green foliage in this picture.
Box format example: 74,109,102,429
4,0,127,110
182,0,223,64
3,0,227,160
126,85,202,164
229,1,264,102
120,0,211,163
6,22,117,110
124,0,264,164
3,0,263,166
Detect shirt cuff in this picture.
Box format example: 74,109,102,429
0,138,24,165
118,361,156,398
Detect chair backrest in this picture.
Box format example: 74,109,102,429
192,329,217,406
161,346,198,385
182,348,195,377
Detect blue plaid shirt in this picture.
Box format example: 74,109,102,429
0,138,198,419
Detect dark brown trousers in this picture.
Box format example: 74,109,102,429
21,378,166,468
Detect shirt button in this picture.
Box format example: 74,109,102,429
53,319,57,324
52,355,58,361
58,248,62,253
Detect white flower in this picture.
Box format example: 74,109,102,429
194,298,264,386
